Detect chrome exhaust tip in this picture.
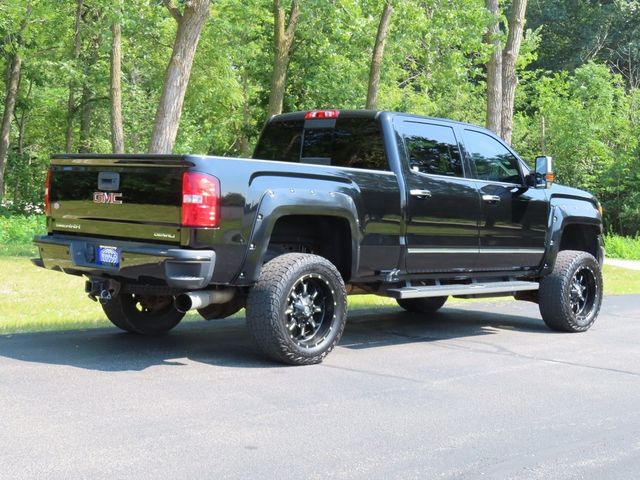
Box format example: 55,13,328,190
174,289,235,313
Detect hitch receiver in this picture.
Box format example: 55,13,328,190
85,278,119,304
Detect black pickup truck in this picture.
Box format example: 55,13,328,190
34,110,604,365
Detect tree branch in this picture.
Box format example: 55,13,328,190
284,0,300,48
72,95,109,113
163,0,182,22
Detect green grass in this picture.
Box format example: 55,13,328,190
600,265,640,295
1,257,638,335
604,233,640,260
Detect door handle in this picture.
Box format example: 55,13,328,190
410,189,432,198
482,194,501,203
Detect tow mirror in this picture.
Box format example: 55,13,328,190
534,156,554,189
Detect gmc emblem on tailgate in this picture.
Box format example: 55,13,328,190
93,192,123,204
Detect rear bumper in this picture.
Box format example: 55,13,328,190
33,234,215,289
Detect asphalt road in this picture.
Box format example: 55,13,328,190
1,295,639,480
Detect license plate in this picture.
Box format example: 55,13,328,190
97,246,120,268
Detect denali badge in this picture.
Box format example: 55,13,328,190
93,192,123,204
56,223,81,230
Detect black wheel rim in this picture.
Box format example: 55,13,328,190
569,266,597,324
284,273,336,348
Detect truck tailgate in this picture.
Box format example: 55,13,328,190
48,156,189,244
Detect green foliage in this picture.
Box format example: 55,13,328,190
4,152,47,208
526,0,640,89
0,0,639,236
604,233,640,260
0,214,45,256
514,63,640,234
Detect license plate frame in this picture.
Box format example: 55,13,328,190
96,245,120,268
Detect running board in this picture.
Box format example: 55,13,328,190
387,281,539,299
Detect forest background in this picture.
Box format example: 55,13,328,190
1,0,639,257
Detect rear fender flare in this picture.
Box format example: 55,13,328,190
237,189,361,283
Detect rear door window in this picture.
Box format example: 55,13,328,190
253,120,302,162
400,122,464,177
254,117,389,171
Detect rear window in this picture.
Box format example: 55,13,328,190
254,117,388,171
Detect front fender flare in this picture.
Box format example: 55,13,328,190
539,204,603,276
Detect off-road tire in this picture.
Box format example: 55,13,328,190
538,250,602,332
102,293,185,335
246,253,347,365
198,295,245,320
397,296,448,314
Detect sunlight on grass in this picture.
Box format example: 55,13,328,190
601,264,640,295
0,258,638,335
0,257,203,334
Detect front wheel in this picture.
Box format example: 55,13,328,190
538,250,603,332
102,293,185,335
246,253,347,365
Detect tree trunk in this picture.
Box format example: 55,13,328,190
78,29,102,153
540,114,546,155
366,2,393,110
78,84,92,153
0,53,22,200
148,0,211,154
110,18,125,153
65,0,84,153
266,0,300,118
238,68,251,157
14,78,33,156
484,0,502,135
500,0,527,145
129,67,141,152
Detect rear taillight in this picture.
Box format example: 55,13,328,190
44,169,52,216
304,109,339,120
181,172,220,228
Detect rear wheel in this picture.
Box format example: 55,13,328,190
246,253,347,365
539,250,602,332
102,293,185,335
397,296,448,314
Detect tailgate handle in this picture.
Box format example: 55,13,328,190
98,172,120,191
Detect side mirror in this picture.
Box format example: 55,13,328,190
534,155,554,189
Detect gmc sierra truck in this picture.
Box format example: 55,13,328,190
33,110,604,365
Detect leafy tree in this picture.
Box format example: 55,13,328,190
0,0,638,237
267,0,300,117
149,0,212,153
514,63,640,233
527,0,640,89
366,1,393,109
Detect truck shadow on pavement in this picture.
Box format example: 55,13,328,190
0,304,548,372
